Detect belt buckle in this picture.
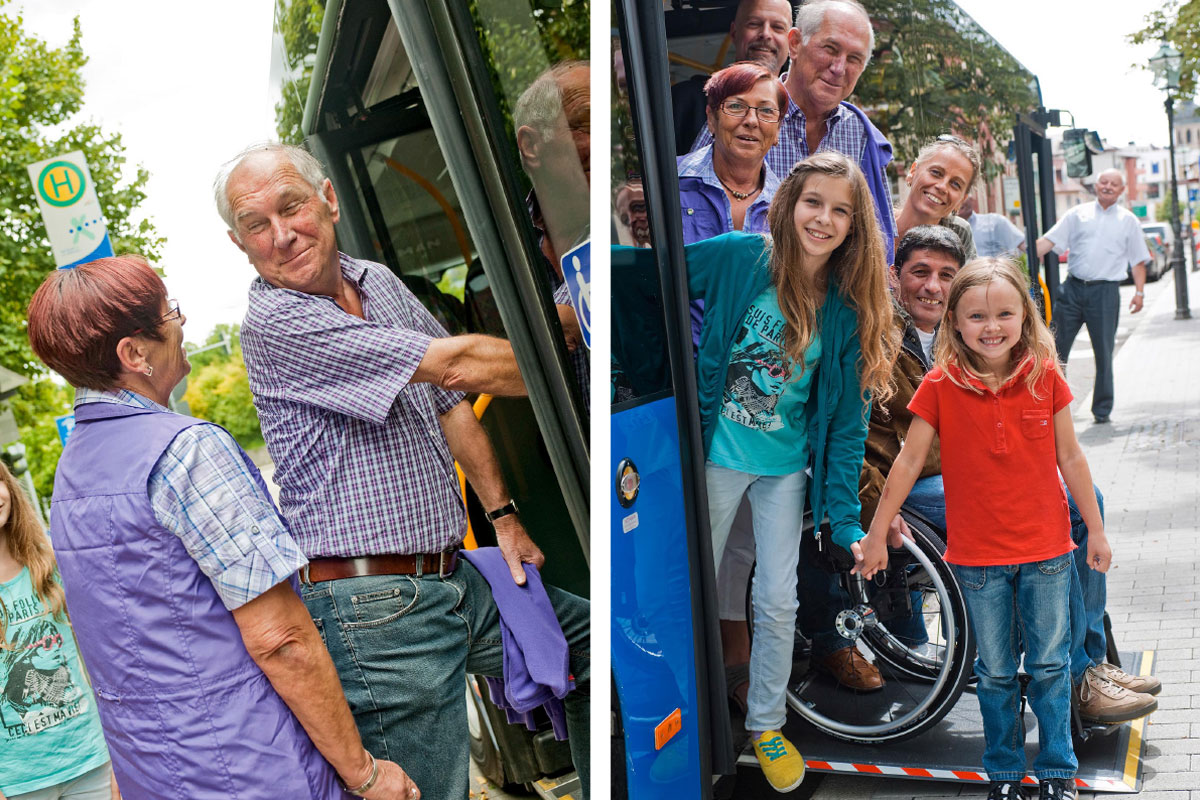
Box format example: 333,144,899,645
299,563,311,585
438,549,454,578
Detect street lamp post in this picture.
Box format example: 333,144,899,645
1150,41,1192,319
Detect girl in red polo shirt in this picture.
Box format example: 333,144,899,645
857,257,1110,800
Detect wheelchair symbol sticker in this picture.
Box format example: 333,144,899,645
562,240,590,350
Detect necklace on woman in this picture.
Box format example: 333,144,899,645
719,173,762,201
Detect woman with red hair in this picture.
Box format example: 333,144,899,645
26,256,417,800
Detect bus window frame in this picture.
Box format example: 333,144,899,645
615,0,735,780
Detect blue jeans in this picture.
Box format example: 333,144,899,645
300,560,590,800
706,462,806,732
952,554,1077,781
905,474,948,531
1067,486,1107,682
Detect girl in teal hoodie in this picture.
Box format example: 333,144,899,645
686,152,898,792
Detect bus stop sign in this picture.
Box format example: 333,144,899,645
27,151,115,269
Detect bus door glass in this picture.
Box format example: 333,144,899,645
611,4,714,795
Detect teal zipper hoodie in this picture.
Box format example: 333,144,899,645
688,231,870,549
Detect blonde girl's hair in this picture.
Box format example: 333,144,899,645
935,256,1060,397
0,464,66,646
766,151,898,403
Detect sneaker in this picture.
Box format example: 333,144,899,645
1038,777,1077,800
751,730,805,792
987,780,1026,799
1091,661,1162,696
1075,669,1157,724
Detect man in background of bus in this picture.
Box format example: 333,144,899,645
862,225,1159,724
214,143,590,800
690,0,897,260
1034,168,1149,424
959,194,1026,258
515,60,591,410
671,0,794,155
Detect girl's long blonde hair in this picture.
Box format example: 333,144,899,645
935,257,1060,396
766,152,898,403
0,464,65,645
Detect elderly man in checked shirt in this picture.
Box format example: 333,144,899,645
214,143,589,800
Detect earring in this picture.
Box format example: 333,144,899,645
144,365,154,377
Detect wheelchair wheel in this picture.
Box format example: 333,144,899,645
746,516,974,744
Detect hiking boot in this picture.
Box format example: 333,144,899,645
987,780,1026,799
751,730,805,792
1091,661,1162,696
1038,777,1077,800
1074,669,1157,724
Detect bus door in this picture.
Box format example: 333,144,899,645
269,0,589,792
611,2,735,797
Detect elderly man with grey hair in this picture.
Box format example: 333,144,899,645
1035,168,1149,423
513,60,591,409
212,142,590,800
690,0,896,260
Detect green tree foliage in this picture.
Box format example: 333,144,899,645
274,0,324,143
1,3,164,492
855,0,1039,178
6,380,72,503
1130,1,1200,98
182,328,263,450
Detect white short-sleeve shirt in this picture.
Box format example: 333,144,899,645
1043,201,1151,281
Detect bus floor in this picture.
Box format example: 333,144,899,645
721,651,1155,797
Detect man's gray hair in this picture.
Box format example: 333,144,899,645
512,60,587,139
213,142,330,235
795,0,874,64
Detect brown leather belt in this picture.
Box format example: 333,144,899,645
300,549,459,583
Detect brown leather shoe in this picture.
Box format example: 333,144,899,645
817,646,884,692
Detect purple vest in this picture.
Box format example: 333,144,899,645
51,402,349,799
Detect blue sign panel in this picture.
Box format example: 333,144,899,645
562,240,591,350
55,413,75,446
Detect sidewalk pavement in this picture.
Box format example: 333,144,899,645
803,267,1200,800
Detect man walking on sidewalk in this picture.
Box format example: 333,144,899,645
1035,169,1150,423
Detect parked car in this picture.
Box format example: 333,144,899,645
1126,232,1168,283
1142,222,1175,260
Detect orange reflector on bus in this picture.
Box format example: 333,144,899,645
654,708,682,750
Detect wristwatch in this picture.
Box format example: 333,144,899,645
1134,290,1145,297
485,499,519,522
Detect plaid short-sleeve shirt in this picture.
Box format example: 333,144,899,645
240,253,468,558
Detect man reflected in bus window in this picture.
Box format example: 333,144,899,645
515,60,592,411
690,0,897,261
671,0,794,155
213,143,591,800
615,179,651,247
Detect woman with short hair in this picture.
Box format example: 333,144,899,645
27,255,417,800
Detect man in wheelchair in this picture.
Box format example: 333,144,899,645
859,226,1160,726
